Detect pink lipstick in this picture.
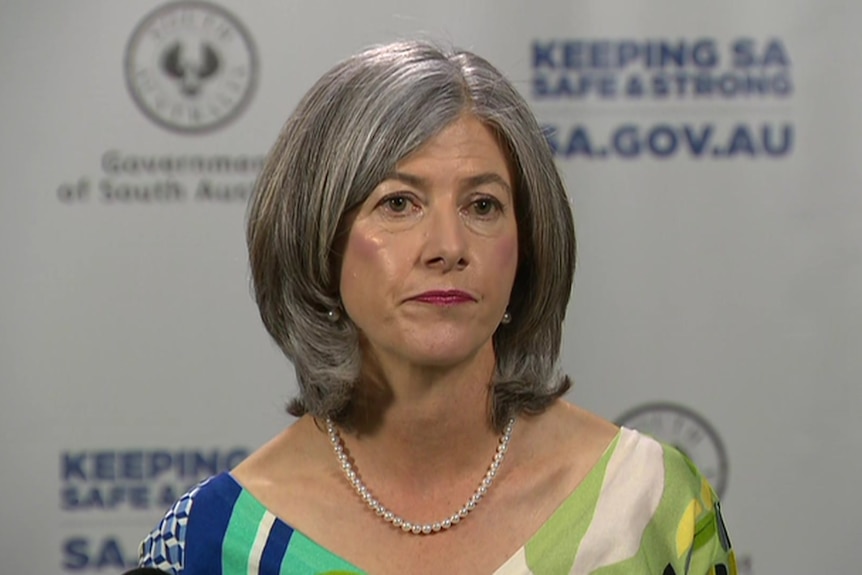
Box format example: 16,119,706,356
410,290,476,305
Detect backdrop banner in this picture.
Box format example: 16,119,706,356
2,1,859,573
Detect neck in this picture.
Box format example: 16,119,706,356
340,343,501,486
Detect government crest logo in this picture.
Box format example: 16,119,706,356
124,1,258,134
616,402,729,497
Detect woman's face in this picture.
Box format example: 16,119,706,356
340,114,519,371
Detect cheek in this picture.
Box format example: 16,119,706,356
341,230,401,297
341,233,377,284
494,235,519,279
347,231,380,264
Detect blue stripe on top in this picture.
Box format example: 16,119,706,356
260,518,295,573
183,473,243,575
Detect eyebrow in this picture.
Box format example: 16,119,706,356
386,171,512,195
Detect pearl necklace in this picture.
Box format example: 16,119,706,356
325,417,516,535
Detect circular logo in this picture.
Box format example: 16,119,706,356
616,402,729,498
124,1,258,134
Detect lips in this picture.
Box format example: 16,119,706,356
409,290,476,305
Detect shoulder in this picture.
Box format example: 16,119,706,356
549,426,736,574
527,403,710,507
612,428,737,574
229,417,338,521
516,409,737,574
137,472,241,574
525,401,619,472
232,417,326,486
602,427,723,524
616,428,725,525
608,427,702,495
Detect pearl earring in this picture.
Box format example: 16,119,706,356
501,311,512,325
327,308,341,322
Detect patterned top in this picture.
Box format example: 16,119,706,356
138,427,737,574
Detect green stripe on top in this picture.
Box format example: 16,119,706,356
222,489,267,575
281,530,366,575
693,509,717,551
524,432,621,575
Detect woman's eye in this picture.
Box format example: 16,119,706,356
471,197,501,216
383,195,411,213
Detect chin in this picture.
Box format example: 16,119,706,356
399,334,493,368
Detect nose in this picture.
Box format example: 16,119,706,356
422,206,469,272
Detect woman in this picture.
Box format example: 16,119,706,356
138,40,736,574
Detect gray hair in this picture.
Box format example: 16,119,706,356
247,40,575,431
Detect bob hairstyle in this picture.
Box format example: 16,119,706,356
247,40,576,431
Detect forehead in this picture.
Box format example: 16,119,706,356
394,114,514,184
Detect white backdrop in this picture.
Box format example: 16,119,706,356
2,1,860,573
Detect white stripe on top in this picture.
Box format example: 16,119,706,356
571,428,665,575
247,510,277,575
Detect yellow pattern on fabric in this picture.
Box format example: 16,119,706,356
701,477,714,508
686,476,737,575
676,498,699,558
